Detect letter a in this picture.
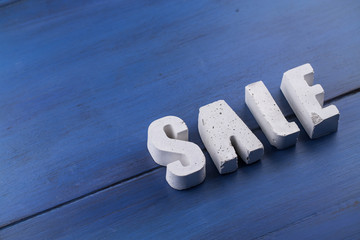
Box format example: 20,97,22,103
198,100,263,174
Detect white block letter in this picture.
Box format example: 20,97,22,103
147,116,206,190
281,63,339,139
245,81,300,149
198,100,263,174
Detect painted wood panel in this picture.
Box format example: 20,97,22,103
1,93,359,239
0,0,359,227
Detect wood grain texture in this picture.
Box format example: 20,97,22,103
0,0,360,228
1,93,359,239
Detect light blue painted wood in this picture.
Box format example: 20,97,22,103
1,93,359,239
0,0,359,229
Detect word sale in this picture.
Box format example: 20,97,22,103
147,63,340,190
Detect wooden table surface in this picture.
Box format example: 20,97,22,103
0,0,359,239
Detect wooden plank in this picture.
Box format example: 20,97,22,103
259,199,360,239
1,93,359,239
1,0,360,227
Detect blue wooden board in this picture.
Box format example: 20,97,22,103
0,0,359,235
1,93,359,239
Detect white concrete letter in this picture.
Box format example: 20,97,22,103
245,81,300,149
147,116,206,190
198,100,263,174
281,63,339,139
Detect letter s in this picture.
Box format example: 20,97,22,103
147,116,206,190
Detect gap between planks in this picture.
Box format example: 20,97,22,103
0,87,359,231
